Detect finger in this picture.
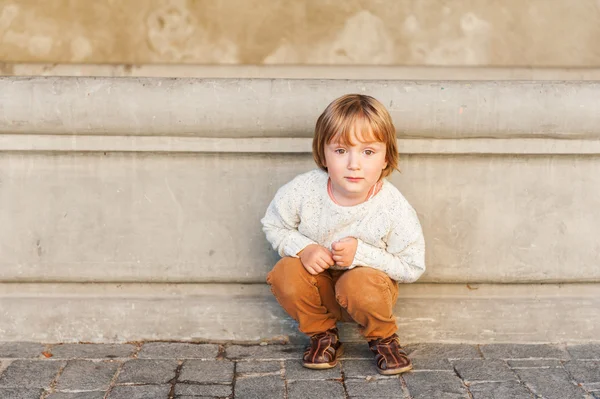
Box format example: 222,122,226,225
322,254,335,266
333,255,343,262
316,258,329,270
305,265,318,275
313,263,325,274
331,242,339,251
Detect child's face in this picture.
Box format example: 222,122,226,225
324,129,388,205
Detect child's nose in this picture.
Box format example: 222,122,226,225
347,153,360,169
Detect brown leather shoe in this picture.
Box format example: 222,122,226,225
302,328,344,369
369,333,413,375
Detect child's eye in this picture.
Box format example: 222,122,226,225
335,149,346,154
364,150,374,155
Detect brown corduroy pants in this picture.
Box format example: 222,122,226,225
266,257,399,340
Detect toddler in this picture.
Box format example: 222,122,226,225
261,94,425,374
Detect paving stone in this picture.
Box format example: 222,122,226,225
403,371,469,399
179,360,234,384
234,374,285,399
568,344,600,360
507,359,563,368
50,343,136,359
0,388,44,399
345,377,406,398
342,359,383,379
237,360,281,374
407,344,481,359
46,392,106,399
0,359,12,375
56,360,119,391
0,342,44,358
515,367,588,399
285,359,341,380
138,342,218,359
468,381,534,399
0,360,66,388
107,384,171,399
480,344,569,360
411,357,453,371
116,359,178,384
288,380,345,399
340,343,373,359
175,383,232,397
226,345,303,360
582,382,600,392
564,360,600,383
453,359,517,382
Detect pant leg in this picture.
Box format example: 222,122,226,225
329,270,355,323
334,266,399,340
266,257,343,336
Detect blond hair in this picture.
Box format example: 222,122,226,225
312,94,399,178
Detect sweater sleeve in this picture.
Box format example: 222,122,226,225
261,178,317,258
352,208,426,283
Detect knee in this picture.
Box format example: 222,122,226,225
335,267,393,309
267,257,314,300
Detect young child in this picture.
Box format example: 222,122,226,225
261,94,425,375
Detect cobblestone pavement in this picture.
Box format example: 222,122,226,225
0,341,599,398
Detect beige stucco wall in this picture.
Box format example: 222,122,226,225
1,0,600,66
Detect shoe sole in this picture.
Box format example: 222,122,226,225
377,364,413,375
302,344,344,369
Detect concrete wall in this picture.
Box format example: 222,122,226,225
1,77,600,343
1,0,600,67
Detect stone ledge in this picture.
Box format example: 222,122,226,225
0,283,598,344
2,78,600,139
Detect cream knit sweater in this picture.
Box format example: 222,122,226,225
261,169,425,283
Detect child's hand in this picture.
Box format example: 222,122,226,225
298,244,335,275
331,237,358,268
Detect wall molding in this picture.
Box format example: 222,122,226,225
1,134,600,155
3,63,600,81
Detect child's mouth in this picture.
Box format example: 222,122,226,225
345,177,363,182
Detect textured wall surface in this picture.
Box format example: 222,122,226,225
1,0,600,66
